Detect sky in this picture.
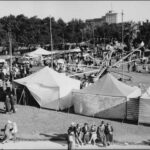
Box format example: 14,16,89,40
0,1,149,23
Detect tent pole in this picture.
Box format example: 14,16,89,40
24,90,26,105
137,97,140,125
23,90,26,105
126,98,128,121
26,91,27,105
57,90,60,112
18,88,24,104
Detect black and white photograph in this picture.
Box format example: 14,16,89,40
0,0,150,149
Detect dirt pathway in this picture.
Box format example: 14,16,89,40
0,141,150,149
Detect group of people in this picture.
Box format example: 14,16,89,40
80,74,95,89
4,91,16,114
0,77,16,114
12,63,31,79
0,60,32,82
67,121,113,150
0,120,18,144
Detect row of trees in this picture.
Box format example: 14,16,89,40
0,14,150,50
0,15,86,49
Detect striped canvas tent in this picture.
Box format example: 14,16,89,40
72,73,141,120
139,87,150,124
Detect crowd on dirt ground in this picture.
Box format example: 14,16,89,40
0,58,33,113
67,121,113,150
44,52,99,73
0,120,18,144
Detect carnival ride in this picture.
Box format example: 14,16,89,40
69,46,142,81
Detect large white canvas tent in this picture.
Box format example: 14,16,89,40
72,73,141,120
139,87,150,124
14,66,80,110
26,47,52,57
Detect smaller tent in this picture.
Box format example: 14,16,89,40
26,47,52,57
72,73,141,120
14,66,80,110
139,87,150,124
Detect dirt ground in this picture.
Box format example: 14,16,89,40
0,64,150,146
0,102,150,145
0,141,150,149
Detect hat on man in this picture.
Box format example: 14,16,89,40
7,120,12,124
101,121,104,124
71,122,75,126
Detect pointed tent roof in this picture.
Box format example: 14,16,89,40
80,73,137,97
14,67,80,108
14,66,80,89
26,47,51,57
14,66,58,88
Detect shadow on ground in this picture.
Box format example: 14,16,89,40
40,133,67,146
0,108,5,114
142,139,150,145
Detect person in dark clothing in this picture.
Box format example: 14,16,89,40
4,94,11,113
9,71,13,82
97,121,107,147
20,65,24,78
127,62,130,72
5,80,12,94
82,123,90,145
0,70,5,81
26,65,30,75
75,124,83,146
10,93,16,113
83,74,86,80
67,122,76,150
105,123,114,145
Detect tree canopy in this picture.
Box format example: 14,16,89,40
0,14,149,50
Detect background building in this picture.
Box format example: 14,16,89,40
86,10,117,27
105,10,117,24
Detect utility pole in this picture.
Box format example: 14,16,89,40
81,29,84,42
50,15,53,68
121,10,124,81
72,18,75,43
8,29,12,73
111,2,113,11
92,25,95,46
104,34,106,50
62,33,65,50
121,10,124,45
